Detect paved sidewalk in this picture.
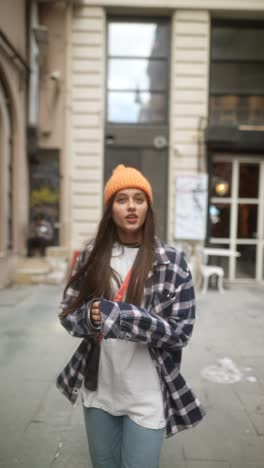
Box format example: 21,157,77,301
0,284,263,468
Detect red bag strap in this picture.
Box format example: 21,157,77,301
114,269,132,302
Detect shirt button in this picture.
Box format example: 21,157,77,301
73,387,78,394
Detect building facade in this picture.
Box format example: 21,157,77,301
62,0,264,284
1,0,264,286
0,0,70,286
0,0,29,287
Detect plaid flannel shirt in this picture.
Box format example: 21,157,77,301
57,239,205,438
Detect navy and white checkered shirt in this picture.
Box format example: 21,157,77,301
57,239,205,438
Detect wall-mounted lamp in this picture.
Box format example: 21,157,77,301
215,180,229,196
49,71,62,95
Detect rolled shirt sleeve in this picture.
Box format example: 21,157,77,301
99,261,195,351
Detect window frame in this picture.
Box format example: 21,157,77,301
106,16,171,125
209,20,264,127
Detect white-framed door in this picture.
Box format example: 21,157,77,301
209,155,264,282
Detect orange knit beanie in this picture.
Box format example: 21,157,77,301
104,165,153,206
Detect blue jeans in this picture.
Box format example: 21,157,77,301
83,407,165,468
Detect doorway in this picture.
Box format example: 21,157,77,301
208,155,264,281
30,149,60,245
105,128,168,240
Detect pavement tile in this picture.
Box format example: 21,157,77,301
0,381,51,461
185,461,230,468
32,384,74,429
179,425,264,465
231,464,264,468
0,286,32,307
161,436,186,464
11,425,62,468
52,425,92,468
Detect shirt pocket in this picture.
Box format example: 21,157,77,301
151,291,177,316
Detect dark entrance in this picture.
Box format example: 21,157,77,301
29,149,60,245
105,127,168,240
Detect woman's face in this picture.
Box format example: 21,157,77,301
112,188,148,243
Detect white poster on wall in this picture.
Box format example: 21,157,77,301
175,173,208,240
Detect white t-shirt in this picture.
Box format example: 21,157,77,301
82,243,165,429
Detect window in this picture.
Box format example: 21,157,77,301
209,22,264,126
107,20,170,124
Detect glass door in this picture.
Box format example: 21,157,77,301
209,156,264,282
208,159,232,276
235,162,259,280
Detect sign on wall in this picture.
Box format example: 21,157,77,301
175,173,208,240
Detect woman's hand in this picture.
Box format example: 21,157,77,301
91,301,101,326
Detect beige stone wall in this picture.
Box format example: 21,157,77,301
168,10,210,242
38,3,67,149
81,0,264,11
37,3,73,248
0,0,28,286
70,6,105,249
0,0,27,56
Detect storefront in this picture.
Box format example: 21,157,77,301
208,155,264,282
207,20,264,282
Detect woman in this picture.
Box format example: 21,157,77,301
57,165,205,468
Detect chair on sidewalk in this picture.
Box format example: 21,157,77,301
198,248,224,294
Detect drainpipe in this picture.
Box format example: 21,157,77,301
28,0,40,159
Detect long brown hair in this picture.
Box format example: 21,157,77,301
59,196,156,318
